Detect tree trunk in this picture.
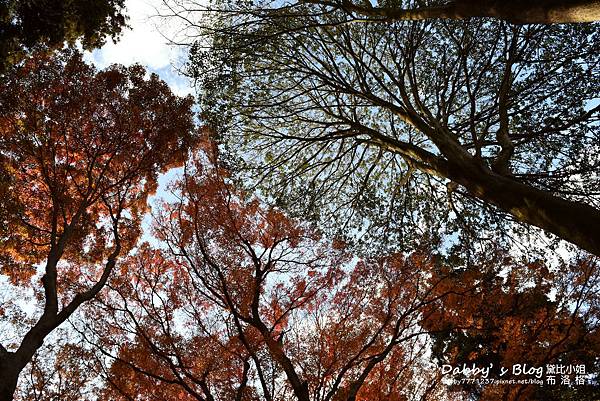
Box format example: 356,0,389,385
447,162,600,256
0,355,20,401
0,331,48,401
253,321,310,401
351,0,600,23
0,305,70,400
454,0,600,24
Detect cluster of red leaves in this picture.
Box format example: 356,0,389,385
0,49,195,285
83,155,600,401
0,48,196,400
85,153,449,401
422,253,600,400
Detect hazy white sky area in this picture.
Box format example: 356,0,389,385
85,0,194,96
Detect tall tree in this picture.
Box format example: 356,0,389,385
0,49,195,400
171,1,600,256
78,150,453,401
44,151,600,401
0,0,127,71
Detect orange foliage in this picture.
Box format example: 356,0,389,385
0,48,195,401
87,153,449,401
0,49,195,284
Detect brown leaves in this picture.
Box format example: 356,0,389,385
422,254,600,400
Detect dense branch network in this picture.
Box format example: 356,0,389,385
0,49,195,401
168,0,600,256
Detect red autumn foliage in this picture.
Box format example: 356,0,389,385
0,49,195,400
73,147,600,401
422,253,600,400
84,151,450,401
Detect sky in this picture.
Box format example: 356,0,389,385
84,0,198,241
1,0,195,334
84,0,194,97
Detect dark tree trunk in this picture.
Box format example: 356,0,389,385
0,355,20,401
446,161,600,256
0,332,47,401
454,0,600,24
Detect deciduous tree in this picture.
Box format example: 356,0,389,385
172,1,600,257
0,49,195,400
12,144,600,400
0,0,127,71
80,150,452,401
423,253,600,400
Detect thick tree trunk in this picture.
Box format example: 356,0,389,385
0,324,51,401
454,0,600,24
0,248,119,401
447,162,600,256
343,0,600,23
0,355,20,401
373,131,600,255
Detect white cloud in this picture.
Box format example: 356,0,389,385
85,0,194,96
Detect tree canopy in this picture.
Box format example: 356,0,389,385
1,1,600,400
171,0,600,257
0,0,127,71
423,255,600,400
0,49,195,400
10,147,599,401
86,151,446,401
